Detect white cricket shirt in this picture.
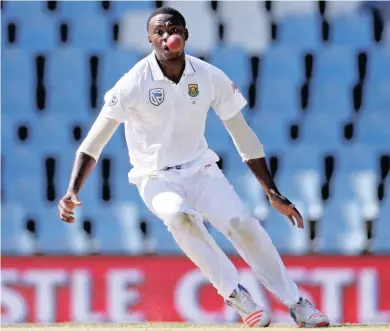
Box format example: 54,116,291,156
101,52,247,184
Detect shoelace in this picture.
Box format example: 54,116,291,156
230,290,258,316
293,298,319,318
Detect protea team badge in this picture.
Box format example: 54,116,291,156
188,84,199,97
149,88,164,106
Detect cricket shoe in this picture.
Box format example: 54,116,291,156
290,297,330,328
225,284,271,328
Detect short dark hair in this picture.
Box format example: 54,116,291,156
146,7,186,31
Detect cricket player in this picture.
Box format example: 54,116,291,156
58,7,330,328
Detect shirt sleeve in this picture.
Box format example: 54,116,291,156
100,71,140,123
211,67,248,121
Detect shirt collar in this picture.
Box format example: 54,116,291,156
147,51,196,81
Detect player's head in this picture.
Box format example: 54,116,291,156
147,7,188,61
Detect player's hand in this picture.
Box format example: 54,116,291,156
58,192,82,224
268,189,304,229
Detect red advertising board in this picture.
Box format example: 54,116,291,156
2,255,390,325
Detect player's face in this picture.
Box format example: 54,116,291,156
148,13,187,61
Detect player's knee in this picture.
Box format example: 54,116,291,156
165,211,200,233
226,216,262,242
227,216,250,236
228,216,274,249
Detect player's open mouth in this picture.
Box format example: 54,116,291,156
163,45,170,51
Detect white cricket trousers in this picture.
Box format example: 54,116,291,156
138,163,300,306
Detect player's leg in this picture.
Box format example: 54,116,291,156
187,164,300,305
138,176,238,299
189,164,329,327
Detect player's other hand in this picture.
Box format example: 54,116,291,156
268,189,304,229
58,192,82,224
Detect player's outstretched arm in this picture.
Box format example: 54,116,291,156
245,158,303,228
58,153,96,223
58,114,119,223
223,113,304,228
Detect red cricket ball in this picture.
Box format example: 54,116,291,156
166,35,184,52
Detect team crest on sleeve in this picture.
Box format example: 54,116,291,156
149,88,164,106
107,90,119,106
188,84,199,97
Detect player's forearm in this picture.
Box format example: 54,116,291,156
67,152,96,195
222,113,279,197
245,157,280,197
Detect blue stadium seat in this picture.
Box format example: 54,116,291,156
149,220,182,254
3,1,46,19
263,207,310,254
260,46,303,84
257,79,300,123
1,115,32,154
250,113,292,153
314,47,356,85
46,48,89,112
27,113,92,158
2,145,47,208
47,49,88,86
209,45,250,91
337,143,377,172
36,205,90,254
30,114,74,151
101,49,142,94
19,15,57,51
2,49,34,113
205,110,231,153
315,200,366,254
301,112,345,151
371,196,390,253
278,15,321,51
281,143,323,173
356,109,390,151
2,145,42,179
2,175,46,210
275,170,301,200
331,12,372,49
277,169,324,221
363,80,390,111
331,172,354,201
367,46,390,83
1,203,35,255
109,1,154,20
69,15,112,51
88,202,144,254
332,170,380,220
1,17,8,48
310,81,353,121
59,1,104,20
350,170,380,220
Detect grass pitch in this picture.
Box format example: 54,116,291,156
2,322,390,331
